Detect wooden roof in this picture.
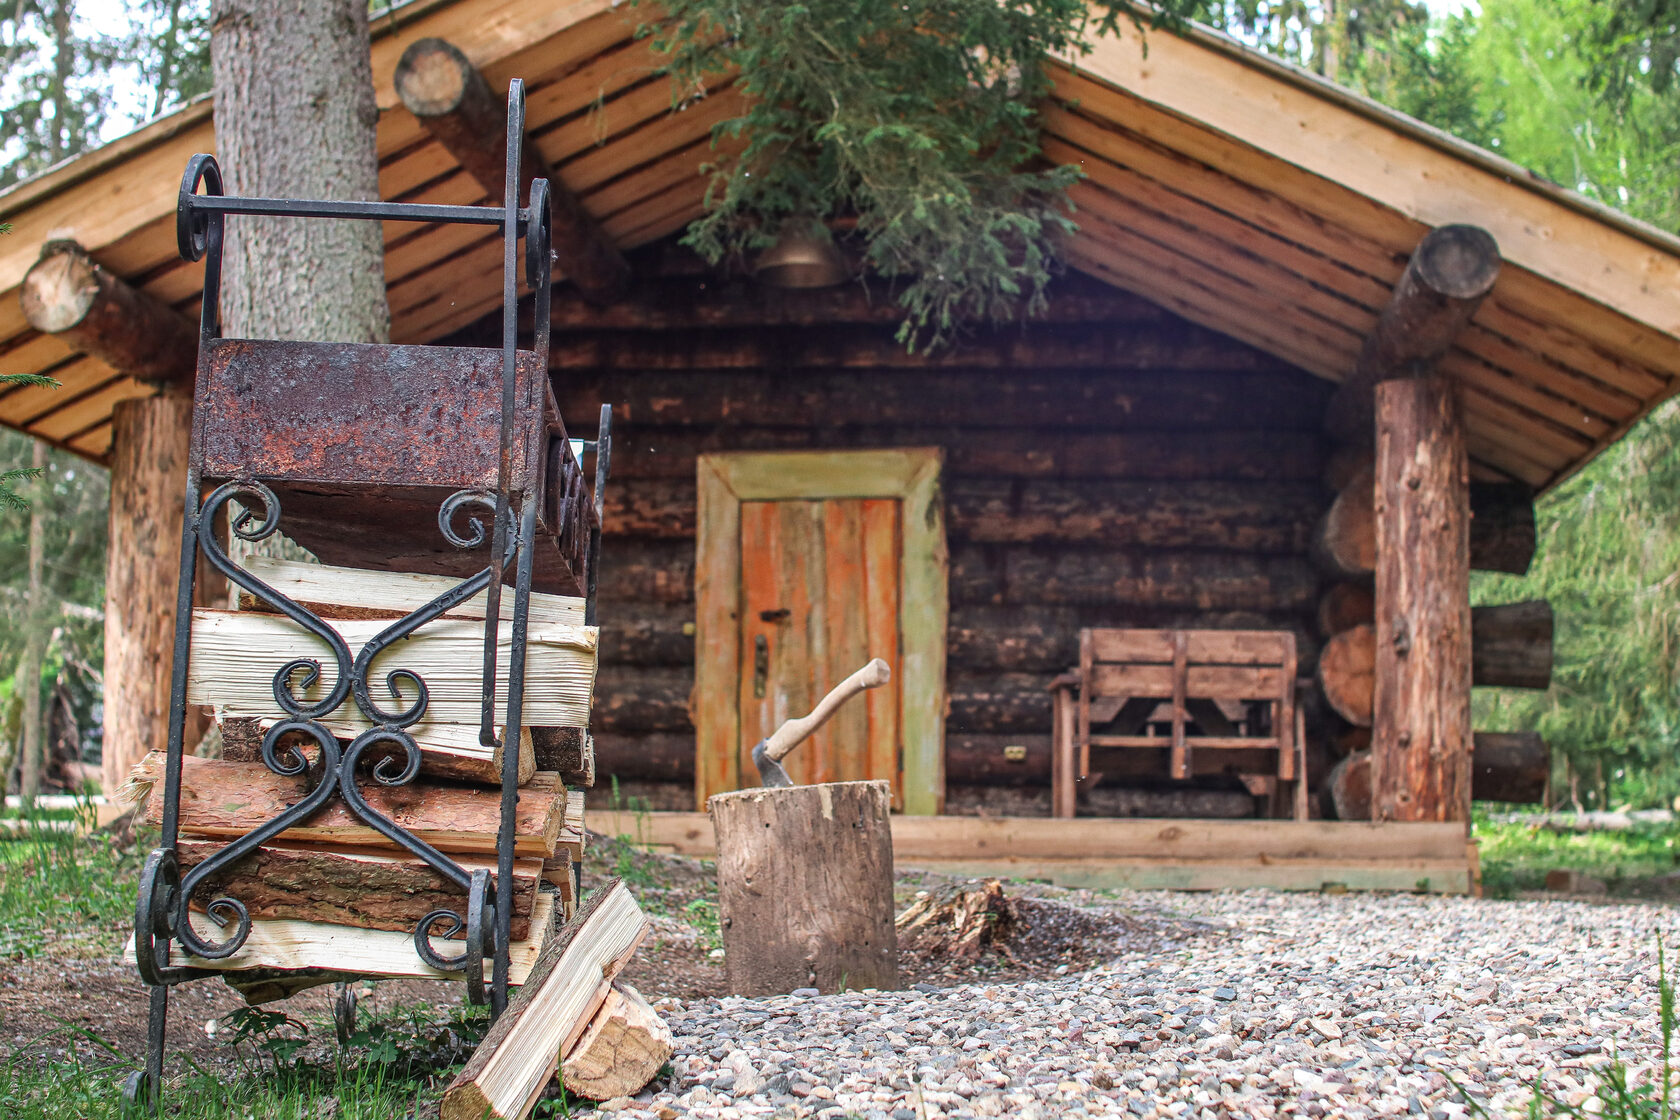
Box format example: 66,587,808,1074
2,0,1678,490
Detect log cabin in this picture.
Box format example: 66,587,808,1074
4,0,1680,889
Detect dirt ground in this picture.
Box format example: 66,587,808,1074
0,833,1211,1073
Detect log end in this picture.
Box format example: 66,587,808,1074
1413,225,1502,302
21,241,99,333
394,37,474,117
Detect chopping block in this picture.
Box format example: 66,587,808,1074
708,779,898,996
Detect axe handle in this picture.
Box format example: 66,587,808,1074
763,658,892,764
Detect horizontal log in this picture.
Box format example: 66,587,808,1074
1317,582,1374,638
555,368,1329,432
1316,464,1536,576
944,784,1256,819
595,540,694,604
599,601,695,666
1470,600,1555,691
605,477,1322,552
552,324,1300,375
126,753,571,858
949,604,1316,674
177,840,542,941
1330,732,1548,817
947,672,1056,734
590,425,1325,483
590,666,694,734
950,546,1320,611
547,274,1170,331
1318,603,1552,724
395,37,629,305
21,239,197,384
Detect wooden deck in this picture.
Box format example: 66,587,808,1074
591,811,1478,895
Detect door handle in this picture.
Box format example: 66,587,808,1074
753,633,769,698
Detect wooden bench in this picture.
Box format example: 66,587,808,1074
1050,628,1306,820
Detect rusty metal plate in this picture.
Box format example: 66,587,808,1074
197,339,543,489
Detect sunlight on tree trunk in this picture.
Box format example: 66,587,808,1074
17,440,48,804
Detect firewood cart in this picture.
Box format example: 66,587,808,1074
124,81,606,1111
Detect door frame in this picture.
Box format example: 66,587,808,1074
694,448,948,813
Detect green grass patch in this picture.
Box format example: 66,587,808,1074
0,820,139,958
1474,813,1680,898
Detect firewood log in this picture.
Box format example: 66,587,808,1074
560,982,673,1102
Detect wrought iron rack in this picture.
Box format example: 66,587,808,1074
125,80,608,1111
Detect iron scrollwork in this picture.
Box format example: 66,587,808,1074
144,482,514,994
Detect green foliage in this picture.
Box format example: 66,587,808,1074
638,0,1195,351
1474,813,1680,897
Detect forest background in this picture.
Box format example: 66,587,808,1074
0,0,1675,810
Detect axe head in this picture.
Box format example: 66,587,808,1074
751,740,793,788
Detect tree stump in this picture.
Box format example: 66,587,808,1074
709,780,898,996
896,878,1020,959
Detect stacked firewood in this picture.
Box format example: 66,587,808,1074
120,556,597,995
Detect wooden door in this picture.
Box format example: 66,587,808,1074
737,498,902,800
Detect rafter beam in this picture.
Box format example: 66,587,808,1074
1325,224,1501,442
394,36,632,306
20,239,196,385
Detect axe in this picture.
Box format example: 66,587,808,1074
750,658,892,788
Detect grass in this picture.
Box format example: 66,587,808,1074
1474,812,1680,898
0,811,140,958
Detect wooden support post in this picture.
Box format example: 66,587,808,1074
1372,377,1473,822
21,240,204,794
1325,225,1501,443
394,37,631,306
710,780,898,996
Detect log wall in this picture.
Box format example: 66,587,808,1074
536,272,1334,812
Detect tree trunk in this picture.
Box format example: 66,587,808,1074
1372,377,1473,823
710,780,898,996
17,441,49,804
211,0,388,344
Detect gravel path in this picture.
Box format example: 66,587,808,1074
598,891,1680,1119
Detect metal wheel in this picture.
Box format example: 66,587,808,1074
121,1069,152,1117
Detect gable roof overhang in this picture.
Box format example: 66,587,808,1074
0,0,1676,491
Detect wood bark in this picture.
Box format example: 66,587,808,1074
103,394,211,793
530,727,594,788
560,982,674,1102
16,441,48,802
176,840,543,940
393,37,629,306
1329,733,1548,817
710,780,898,996
895,878,1020,959
128,753,570,857
1372,377,1473,823
20,241,198,385
1325,224,1501,442
211,0,388,344
442,881,648,1120
1316,464,1534,576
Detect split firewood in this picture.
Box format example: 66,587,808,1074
895,878,1021,959
561,982,673,1102
121,753,574,858
216,713,535,786
236,556,585,626
176,840,545,940
125,891,558,984
186,608,596,779
530,726,595,788
442,881,649,1120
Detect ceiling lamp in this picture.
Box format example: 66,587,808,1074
752,222,848,289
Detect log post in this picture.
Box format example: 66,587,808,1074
21,241,205,794
1372,377,1473,822
709,780,898,996
394,37,631,306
